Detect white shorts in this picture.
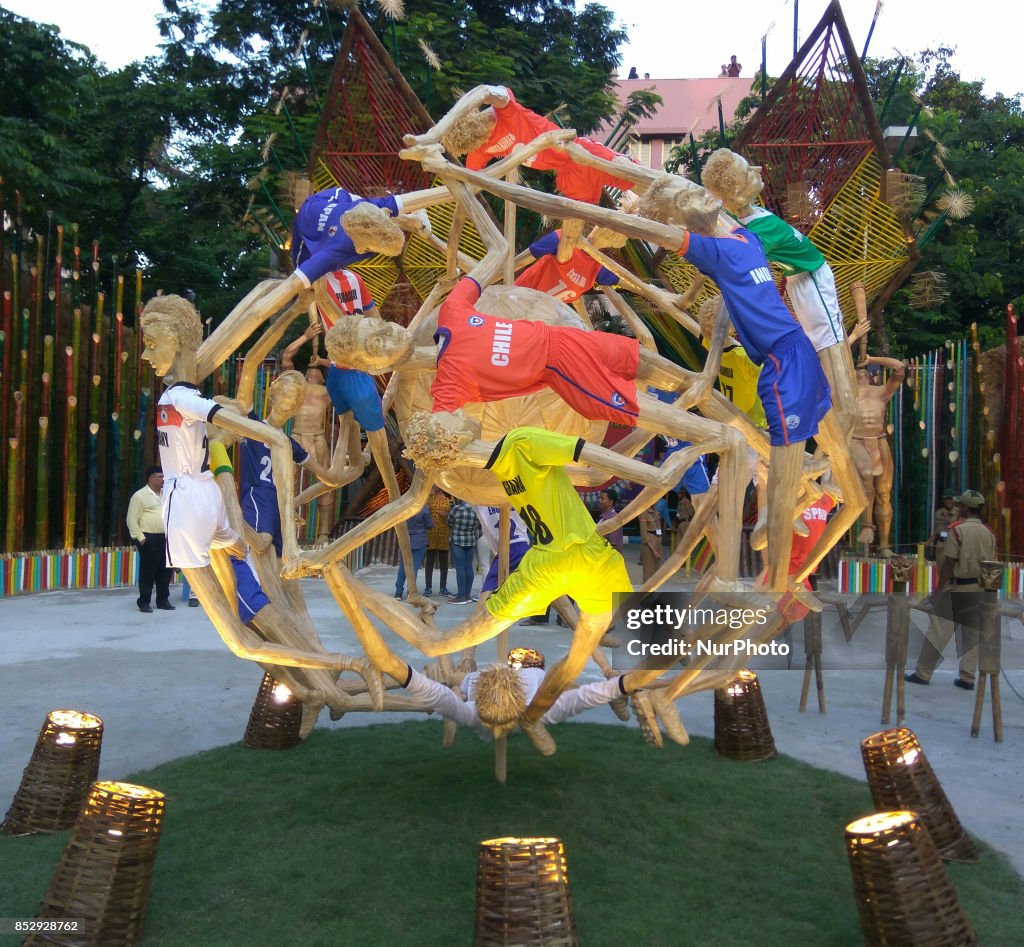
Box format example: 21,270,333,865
162,476,239,569
786,264,845,351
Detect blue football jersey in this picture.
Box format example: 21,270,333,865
291,188,402,285
681,229,803,364
239,413,308,492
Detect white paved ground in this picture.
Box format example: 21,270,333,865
2,558,1022,874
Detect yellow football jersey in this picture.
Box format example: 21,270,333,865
485,427,596,553
706,339,767,429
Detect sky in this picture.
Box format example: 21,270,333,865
3,0,1021,98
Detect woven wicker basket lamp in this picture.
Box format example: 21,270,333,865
714,670,776,761
474,836,579,946
2,710,104,835
860,728,979,863
242,673,303,750
26,781,166,947
845,811,977,946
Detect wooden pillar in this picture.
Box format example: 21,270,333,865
971,561,1004,742
881,559,912,725
799,574,826,713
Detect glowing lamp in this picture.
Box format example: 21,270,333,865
860,728,978,862
27,781,166,947
474,837,578,946
713,671,776,762
845,810,976,946
2,710,103,835
242,672,303,750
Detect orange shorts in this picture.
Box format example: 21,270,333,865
543,327,640,425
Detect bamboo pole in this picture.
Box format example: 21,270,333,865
64,394,78,549
35,415,49,549
9,390,24,551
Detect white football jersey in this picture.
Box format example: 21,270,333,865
156,383,221,480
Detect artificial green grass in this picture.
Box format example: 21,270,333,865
1,722,1020,946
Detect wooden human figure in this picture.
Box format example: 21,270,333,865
399,155,840,594
203,417,383,728
317,414,700,754
852,353,906,556
699,149,868,577
194,183,451,385
282,325,343,541
139,294,375,677
312,172,749,587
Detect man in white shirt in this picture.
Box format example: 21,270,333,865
126,466,172,613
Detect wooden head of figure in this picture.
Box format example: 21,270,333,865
702,149,764,216
441,108,499,159
323,316,417,375
401,411,482,469
140,295,203,381
473,665,528,729
267,369,306,424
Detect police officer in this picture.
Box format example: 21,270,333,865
907,490,996,690
927,488,958,565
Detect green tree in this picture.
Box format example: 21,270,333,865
863,49,1024,353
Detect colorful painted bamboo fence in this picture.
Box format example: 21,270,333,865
838,554,1024,599
0,545,138,598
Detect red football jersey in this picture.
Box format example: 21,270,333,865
465,88,562,172
316,269,373,329
788,493,838,582
555,138,639,203
431,278,552,412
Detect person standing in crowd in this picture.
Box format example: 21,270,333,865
424,486,452,597
127,466,173,613
639,506,665,582
597,488,624,553
447,498,482,604
727,55,742,76
395,501,433,600
907,490,997,691
926,489,959,565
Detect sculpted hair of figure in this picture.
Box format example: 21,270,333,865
637,178,721,235
402,412,466,469
270,369,307,408
340,202,406,257
702,149,763,209
442,108,499,158
141,294,203,352
473,665,527,727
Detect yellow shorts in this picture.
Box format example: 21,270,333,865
485,532,632,622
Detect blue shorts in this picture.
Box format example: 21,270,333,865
482,541,530,593
242,486,283,555
326,365,385,432
231,556,271,623
758,331,831,446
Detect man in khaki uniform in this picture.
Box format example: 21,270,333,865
926,489,959,566
906,490,997,690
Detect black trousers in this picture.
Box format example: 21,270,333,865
137,533,171,607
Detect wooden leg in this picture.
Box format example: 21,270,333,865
881,664,894,725
970,674,986,738
366,428,419,597
814,654,826,713
991,673,1003,742
765,443,803,592
799,656,812,713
